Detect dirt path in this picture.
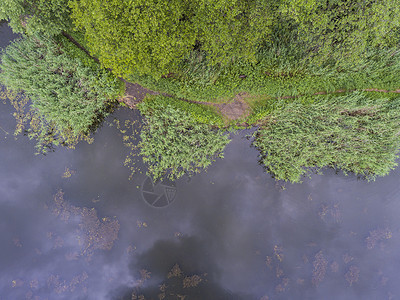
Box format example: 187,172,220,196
120,81,159,109
121,85,400,121
213,92,250,121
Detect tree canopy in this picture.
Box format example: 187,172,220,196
69,0,272,78
280,0,400,64
0,0,72,35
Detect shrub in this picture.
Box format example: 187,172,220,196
0,34,122,135
137,96,230,180
252,92,400,182
2,89,93,154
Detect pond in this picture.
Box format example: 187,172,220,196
1,22,400,300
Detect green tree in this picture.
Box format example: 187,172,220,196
280,0,400,64
0,0,72,35
253,93,400,183
69,0,273,78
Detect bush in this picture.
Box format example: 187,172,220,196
252,92,400,182
0,34,122,135
137,96,230,180
2,89,93,154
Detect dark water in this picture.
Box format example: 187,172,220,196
1,22,400,300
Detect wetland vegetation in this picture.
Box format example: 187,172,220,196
1,0,400,181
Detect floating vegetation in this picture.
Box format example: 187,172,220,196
275,278,289,293
312,251,328,286
62,167,76,178
47,232,64,249
168,264,183,278
342,253,354,264
265,256,273,269
274,245,284,262
136,220,148,228
131,293,146,300
65,252,80,261
47,272,88,294
366,228,392,249
136,269,151,287
378,271,389,286
174,232,183,238
126,245,137,255
51,190,120,257
12,237,22,247
276,266,284,278
2,88,94,154
182,275,202,288
114,118,142,180
11,279,24,288
132,264,206,299
345,265,360,286
330,261,339,273
29,279,38,289
318,202,342,224
79,207,120,256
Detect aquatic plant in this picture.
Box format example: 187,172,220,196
312,251,328,286
253,92,400,182
137,96,230,181
2,88,94,154
0,34,121,136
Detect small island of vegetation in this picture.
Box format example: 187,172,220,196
1,0,400,182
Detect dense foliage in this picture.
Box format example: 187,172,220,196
0,0,72,35
127,15,400,104
137,96,230,180
280,0,400,64
253,93,400,182
69,0,272,78
2,0,400,183
0,35,121,135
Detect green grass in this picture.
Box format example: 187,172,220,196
253,92,400,182
140,95,225,127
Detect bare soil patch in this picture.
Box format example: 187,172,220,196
214,92,251,121
120,80,159,108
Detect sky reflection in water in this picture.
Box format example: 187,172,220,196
1,22,400,300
